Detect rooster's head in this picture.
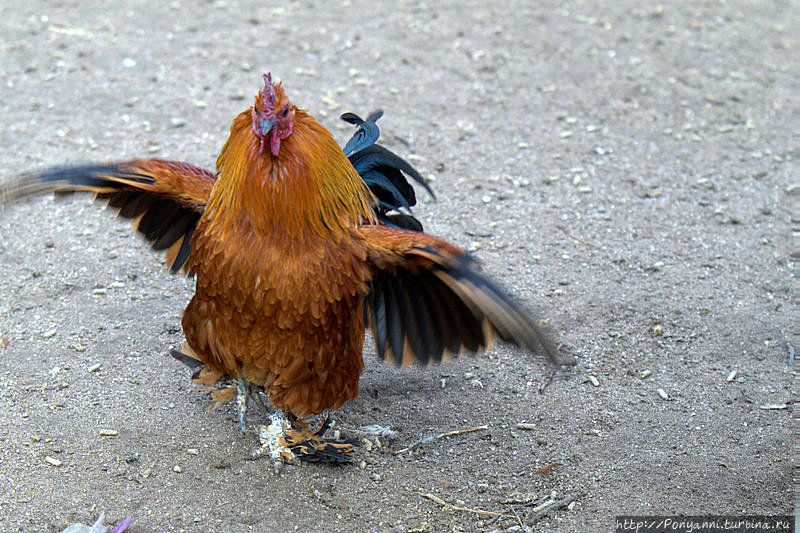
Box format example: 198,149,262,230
252,73,295,157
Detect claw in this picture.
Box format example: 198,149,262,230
281,413,359,463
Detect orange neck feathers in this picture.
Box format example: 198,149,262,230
206,106,377,242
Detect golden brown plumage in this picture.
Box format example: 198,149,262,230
1,74,572,460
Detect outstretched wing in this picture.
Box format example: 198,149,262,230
342,111,434,232
1,159,215,273
360,225,574,368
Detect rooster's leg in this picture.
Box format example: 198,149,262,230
234,379,271,432
235,380,248,432
248,384,270,413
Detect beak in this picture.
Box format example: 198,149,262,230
259,116,276,136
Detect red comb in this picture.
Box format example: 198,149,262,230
260,72,277,115
253,73,277,155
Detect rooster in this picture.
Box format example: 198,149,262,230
1,74,573,464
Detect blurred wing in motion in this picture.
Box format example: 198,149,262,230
1,159,215,273
361,225,573,368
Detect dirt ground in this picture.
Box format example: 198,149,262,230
0,1,794,531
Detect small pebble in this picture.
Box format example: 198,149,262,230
515,423,536,430
99,429,117,437
500,490,535,504
173,465,182,473
640,370,652,379
657,388,670,400
87,363,101,373
93,288,107,295
726,369,737,382
122,57,136,68
758,404,788,410
481,194,492,203
212,458,230,469
187,448,199,455
43,329,57,339
45,456,62,467
587,375,600,387
653,324,663,336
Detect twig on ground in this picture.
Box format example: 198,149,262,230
739,389,754,403
509,504,525,529
392,425,488,455
557,225,606,250
414,491,511,519
488,491,584,526
538,368,555,393
526,492,583,524
436,425,489,439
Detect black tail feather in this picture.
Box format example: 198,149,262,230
341,111,435,232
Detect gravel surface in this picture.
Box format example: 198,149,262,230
0,1,794,531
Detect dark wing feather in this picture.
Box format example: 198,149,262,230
362,226,574,368
368,276,389,359
368,264,487,366
382,277,406,366
1,159,214,273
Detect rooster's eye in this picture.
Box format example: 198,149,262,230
279,105,290,118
